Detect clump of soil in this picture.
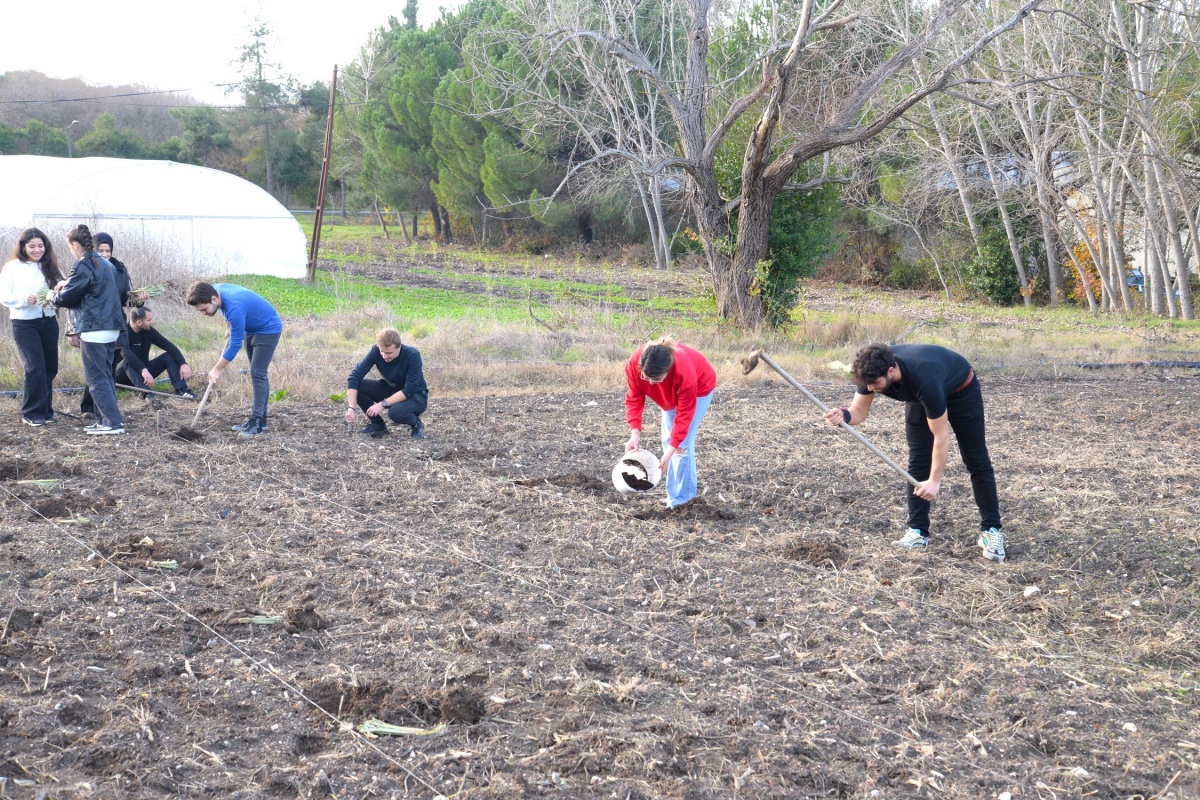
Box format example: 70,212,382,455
28,492,113,521
781,539,846,567
518,473,611,494
171,428,204,442
0,456,81,481
285,604,325,632
2,608,42,634
633,498,736,521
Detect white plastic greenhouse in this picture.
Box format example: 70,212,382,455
0,155,307,279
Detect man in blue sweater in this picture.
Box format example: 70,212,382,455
186,281,282,438
344,327,427,438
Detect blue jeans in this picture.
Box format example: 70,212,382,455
659,391,713,507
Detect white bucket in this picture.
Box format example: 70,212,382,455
612,449,662,494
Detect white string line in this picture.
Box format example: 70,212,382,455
0,483,443,797
163,435,1027,789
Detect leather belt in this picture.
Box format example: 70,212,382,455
950,368,975,395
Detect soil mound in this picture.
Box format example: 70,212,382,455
781,539,846,567
632,498,736,521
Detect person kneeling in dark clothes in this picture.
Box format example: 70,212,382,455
117,306,195,397
344,327,427,438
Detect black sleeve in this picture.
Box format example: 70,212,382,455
120,329,148,374
398,348,427,396
347,348,378,390
52,263,90,309
149,327,187,365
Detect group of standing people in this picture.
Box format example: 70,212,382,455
0,224,181,435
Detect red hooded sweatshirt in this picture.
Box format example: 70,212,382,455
625,344,716,448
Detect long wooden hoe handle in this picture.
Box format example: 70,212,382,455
190,382,214,431
753,349,920,488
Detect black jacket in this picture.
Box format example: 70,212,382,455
120,325,187,374
347,344,428,397
52,253,126,337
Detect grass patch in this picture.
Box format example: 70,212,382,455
228,272,535,325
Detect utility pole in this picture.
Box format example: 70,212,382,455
307,65,338,284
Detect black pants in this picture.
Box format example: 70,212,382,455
904,378,1001,536
11,316,59,423
82,353,187,413
356,379,427,428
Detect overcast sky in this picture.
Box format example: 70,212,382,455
1,0,455,106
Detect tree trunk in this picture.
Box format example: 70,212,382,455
339,182,347,219
430,204,443,241
1038,205,1063,306
439,205,452,242
728,188,773,330
412,207,419,239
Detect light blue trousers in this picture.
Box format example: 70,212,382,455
660,391,714,507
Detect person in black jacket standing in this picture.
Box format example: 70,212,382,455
114,306,195,398
344,327,427,438
50,225,126,435
74,232,146,418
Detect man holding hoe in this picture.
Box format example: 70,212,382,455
823,343,1004,561
186,281,281,438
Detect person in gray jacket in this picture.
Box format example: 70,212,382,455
50,225,126,435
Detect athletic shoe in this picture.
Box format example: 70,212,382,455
86,424,126,436
893,528,929,548
231,419,269,433
978,528,1006,562
359,422,388,436
175,388,196,399
410,419,425,439
81,411,96,420
238,418,266,438
22,418,45,427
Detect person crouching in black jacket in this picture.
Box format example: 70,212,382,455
115,306,195,398
50,225,126,436
344,327,427,438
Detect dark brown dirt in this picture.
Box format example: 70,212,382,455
1,377,1198,798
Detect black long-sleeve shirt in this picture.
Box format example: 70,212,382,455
347,344,427,397
119,326,187,374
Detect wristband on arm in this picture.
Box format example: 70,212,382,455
839,407,851,424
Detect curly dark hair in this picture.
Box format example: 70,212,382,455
850,343,897,387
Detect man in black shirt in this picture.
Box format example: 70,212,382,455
823,343,1004,561
118,307,194,398
344,327,428,438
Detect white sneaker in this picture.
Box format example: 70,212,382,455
86,424,126,436
978,528,1006,562
893,528,929,548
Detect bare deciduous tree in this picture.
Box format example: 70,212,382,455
470,0,1038,328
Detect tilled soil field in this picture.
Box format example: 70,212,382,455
1,375,1198,799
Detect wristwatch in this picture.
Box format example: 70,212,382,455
381,399,390,409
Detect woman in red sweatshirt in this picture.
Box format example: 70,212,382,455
625,337,716,507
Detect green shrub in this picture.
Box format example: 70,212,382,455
963,226,1023,306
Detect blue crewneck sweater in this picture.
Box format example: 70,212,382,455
215,283,282,362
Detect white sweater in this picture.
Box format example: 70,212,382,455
0,259,57,321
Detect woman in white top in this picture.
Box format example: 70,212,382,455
0,228,64,426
